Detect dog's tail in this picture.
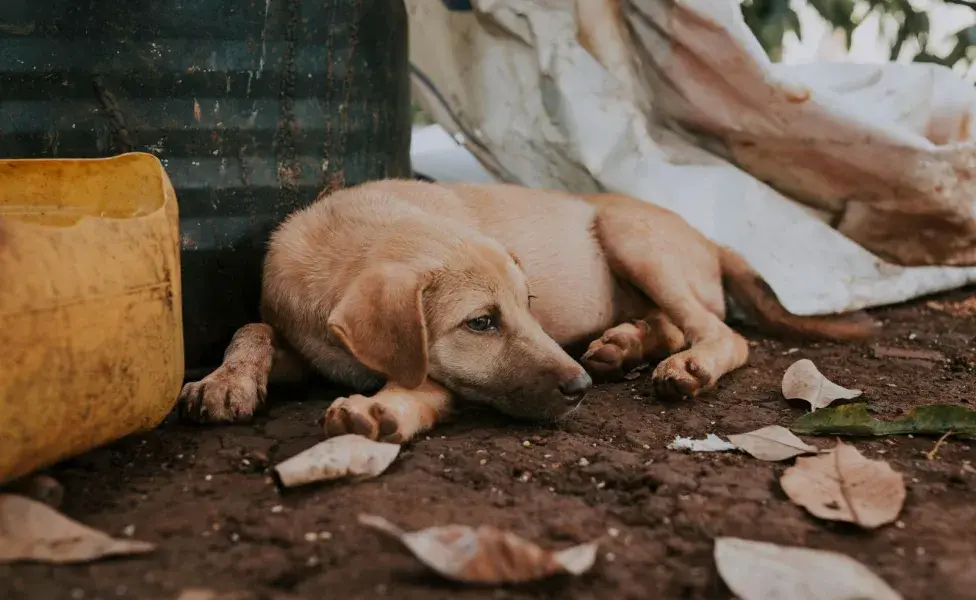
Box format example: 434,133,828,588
719,247,876,341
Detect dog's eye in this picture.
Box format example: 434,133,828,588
466,315,496,332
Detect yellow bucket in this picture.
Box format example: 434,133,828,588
0,153,184,484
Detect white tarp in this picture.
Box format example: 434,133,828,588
406,0,976,316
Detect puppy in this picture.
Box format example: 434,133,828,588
179,180,874,442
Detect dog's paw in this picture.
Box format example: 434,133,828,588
651,353,713,400
179,366,267,423
581,323,646,381
322,395,405,444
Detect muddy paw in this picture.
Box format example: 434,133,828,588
651,353,713,400
178,366,267,423
581,324,646,381
322,395,404,444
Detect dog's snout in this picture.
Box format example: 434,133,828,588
558,371,592,401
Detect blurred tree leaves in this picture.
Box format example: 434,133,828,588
740,0,976,72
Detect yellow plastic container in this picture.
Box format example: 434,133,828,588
0,153,184,484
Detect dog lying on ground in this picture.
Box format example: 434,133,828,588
179,180,875,442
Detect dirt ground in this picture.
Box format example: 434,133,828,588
3,291,976,600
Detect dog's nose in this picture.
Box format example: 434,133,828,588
558,371,592,402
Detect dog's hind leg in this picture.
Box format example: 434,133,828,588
580,310,686,381
590,199,750,399
179,323,306,423
322,379,453,444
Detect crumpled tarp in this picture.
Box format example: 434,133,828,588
406,0,976,316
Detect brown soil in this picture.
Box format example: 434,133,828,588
3,291,976,600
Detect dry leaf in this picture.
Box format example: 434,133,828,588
727,425,819,461
173,589,255,600
782,359,861,411
714,537,902,600
358,514,598,584
4,474,64,509
780,442,905,529
0,494,155,564
872,346,945,362
273,435,400,488
666,434,736,452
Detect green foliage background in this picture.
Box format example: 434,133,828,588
741,0,976,70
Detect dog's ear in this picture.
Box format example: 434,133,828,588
326,264,429,389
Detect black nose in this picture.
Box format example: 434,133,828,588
559,371,592,402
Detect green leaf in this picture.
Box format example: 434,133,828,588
791,403,976,437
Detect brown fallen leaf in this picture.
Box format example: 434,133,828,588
3,473,65,509
714,537,902,600
173,589,255,600
727,425,819,461
872,345,945,362
780,442,905,529
358,514,598,584
272,434,400,488
0,494,155,564
781,359,861,411
926,297,976,318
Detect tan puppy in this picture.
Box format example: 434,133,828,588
179,180,874,442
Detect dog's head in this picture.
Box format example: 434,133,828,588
326,236,591,420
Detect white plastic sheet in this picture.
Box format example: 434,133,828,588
406,0,976,316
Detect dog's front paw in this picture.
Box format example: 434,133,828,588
179,366,267,423
651,353,713,400
322,395,405,444
581,323,646,381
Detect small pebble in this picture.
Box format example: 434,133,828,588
304,532,318,542
895,547,905,557
121,524,136,538
642,444,650,450
271,505,284,513
480,458,488,465
306,556,320,567
320,531,333,540
578,457,590,467
911,477,919,484
114,584,127,596
204,474,213,482
916,546,926,557
230,533,240,542
605,552,616,562
70,589,85,600
522,440,532,448
608,527,620,538
896,520,905,529
596,481,606,489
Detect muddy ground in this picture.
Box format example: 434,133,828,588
3,291,976,600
